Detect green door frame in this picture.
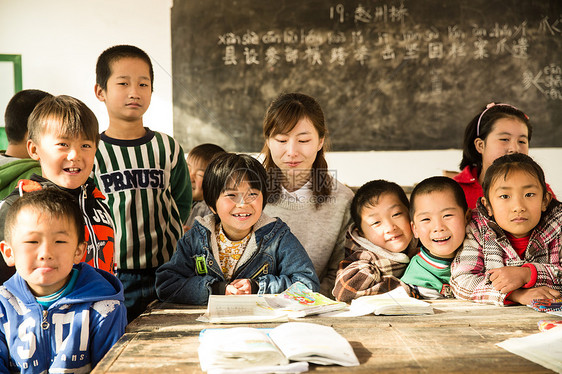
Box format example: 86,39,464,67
0,54,23,149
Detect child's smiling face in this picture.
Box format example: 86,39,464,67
411,190,470,258
482,169,550,238
27,125,96,190
359,192,413,253
211,180,263,241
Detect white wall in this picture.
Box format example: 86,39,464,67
1,0,560,198
0,0,174,135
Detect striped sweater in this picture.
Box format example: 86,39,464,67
92,128,191,270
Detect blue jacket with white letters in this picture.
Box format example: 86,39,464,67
155,213,320,305
0,263,126,373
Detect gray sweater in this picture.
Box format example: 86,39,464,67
264,179,354,297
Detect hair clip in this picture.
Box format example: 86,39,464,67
476,103,528,137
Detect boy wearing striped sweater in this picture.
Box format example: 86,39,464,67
401,177,471,299
93,45,191,322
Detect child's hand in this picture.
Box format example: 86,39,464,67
507,286,561,306
488,266,531,294
225,279,252,295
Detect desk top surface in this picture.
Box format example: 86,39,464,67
92,299,555,373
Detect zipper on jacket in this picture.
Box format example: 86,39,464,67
249,263,269,279
231,240,264,280
41,310,49,330
81,185,99,269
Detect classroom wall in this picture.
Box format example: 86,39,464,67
1,0,560,197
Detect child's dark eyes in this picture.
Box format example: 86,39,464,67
419,218,430,222
391,212,403,218
525,192,536,197
499,194,509,199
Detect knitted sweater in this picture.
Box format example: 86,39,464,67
263,179,354,297
332,224,415,302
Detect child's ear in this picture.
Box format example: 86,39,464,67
474,137,485,154
410,221,419,239
27,139,40,161
464,209,472,224
0,241,15,267
74,242,87,264
481,197,493,217
94,84,106,102
541,191,552,212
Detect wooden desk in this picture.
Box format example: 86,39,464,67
92,299,554,373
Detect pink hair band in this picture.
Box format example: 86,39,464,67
476,103,529,137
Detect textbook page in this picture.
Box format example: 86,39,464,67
496,325,562,373
198,295,288,323
349,286,434,316
268,322,360,367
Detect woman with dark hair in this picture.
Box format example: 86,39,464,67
261,93,354,297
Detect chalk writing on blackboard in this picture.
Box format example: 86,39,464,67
171,0,562,152
523,64,562,100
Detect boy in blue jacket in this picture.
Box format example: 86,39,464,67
0,189,126,373
156,153,319,305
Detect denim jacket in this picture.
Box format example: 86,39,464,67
155,213,320,305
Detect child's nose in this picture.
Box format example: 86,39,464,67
128,86,140,99
67,149,79,160
38,244,54,261
511,196,525,212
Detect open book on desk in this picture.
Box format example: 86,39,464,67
198,295,288,324
348,286,434,316
198,322,360,373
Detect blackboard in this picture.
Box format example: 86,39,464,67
171,0,562,152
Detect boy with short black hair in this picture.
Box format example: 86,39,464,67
0,95,115,283
332,180,418,302
184,143,226,230
93,44,191,321
0,188,126,373
401,176,471,299
0,89,52,198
